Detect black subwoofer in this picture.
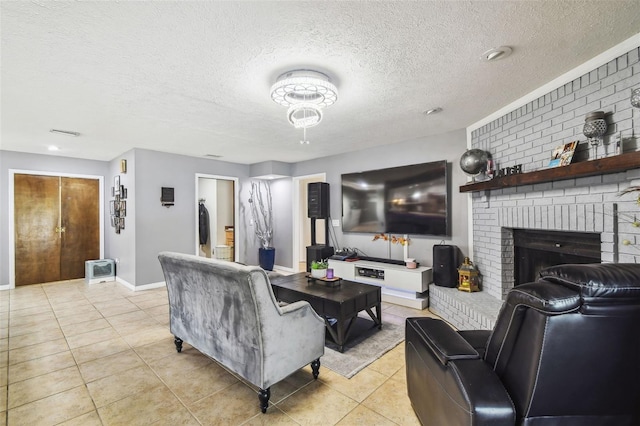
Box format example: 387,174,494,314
308,182,330,219
306,245,334,272
433,244,458,287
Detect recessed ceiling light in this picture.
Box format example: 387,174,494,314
48,145,60,151
50,129,80,137
424,107,442,115
481,46,513,62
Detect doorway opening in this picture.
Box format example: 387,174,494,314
195,174,239,262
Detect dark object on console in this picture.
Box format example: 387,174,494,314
306,245,334,272
357,256,405,266
406,263,640,426
432,244,458,287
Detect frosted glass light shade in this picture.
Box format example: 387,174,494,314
287,103,322,128
271,70,338,108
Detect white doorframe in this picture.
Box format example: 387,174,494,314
7,169,105,290
194,173,240,261
292,173,326,272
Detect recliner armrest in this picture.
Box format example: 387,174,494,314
406,318,479,365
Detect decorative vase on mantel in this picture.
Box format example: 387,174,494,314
583,111,607,160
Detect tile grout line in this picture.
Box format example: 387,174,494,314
44,281,102,425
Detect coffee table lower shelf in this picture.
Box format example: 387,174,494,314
270,273,382,352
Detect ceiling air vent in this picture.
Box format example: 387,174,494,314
204,154,222,159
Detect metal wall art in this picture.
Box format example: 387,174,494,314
111,175,127,234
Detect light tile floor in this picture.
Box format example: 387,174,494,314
0,279,439,425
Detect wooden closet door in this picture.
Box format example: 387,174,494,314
60,177,100,280
14,174,61,285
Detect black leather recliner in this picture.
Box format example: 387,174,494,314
406,263,640,426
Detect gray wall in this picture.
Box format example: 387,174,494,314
106,150,136,285
292,129,469,268
0,150,110,286
1,131,469,288
271,178,293,268
130,149,250,285
240,178,294,269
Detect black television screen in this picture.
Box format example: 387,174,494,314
341,160,449,236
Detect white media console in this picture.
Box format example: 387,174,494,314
328,259,432,309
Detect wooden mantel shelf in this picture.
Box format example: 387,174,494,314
459,150,640,193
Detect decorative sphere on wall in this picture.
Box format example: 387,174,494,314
459,149,489,175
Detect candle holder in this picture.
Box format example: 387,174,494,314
631,88,640,109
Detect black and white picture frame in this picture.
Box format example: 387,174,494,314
114,176,121,195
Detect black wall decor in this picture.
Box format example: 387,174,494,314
110,175,127,234
161,187,174,207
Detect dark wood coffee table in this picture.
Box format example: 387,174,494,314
270,273,382,352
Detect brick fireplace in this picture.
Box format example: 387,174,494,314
429,46,640,330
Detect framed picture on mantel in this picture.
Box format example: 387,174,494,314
548,141,578,168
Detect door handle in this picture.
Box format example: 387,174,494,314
55,226,66,233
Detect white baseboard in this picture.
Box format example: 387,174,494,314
0,284,11,291
273,265,295,274
116,276,165,291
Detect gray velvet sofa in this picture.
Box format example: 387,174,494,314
158,251,325,413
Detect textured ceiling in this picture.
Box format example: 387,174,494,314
1,1,639,164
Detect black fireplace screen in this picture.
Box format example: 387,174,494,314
513,229,601,286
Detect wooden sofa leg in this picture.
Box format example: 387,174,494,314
174,337,183,353
259,388,271,413
311,358,320,379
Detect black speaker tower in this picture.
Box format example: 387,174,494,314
306,182,333,271
308,182,330,219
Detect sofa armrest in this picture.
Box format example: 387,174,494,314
279,300,323,321
406,318,479,365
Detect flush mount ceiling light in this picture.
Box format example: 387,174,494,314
270,69,338,144
481,46,513,62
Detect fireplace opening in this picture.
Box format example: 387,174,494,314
513,229,601,285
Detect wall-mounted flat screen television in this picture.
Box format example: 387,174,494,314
341,160,449,236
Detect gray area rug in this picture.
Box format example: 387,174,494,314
320,318,404,378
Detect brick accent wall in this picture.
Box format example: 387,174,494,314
470,47,640,301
